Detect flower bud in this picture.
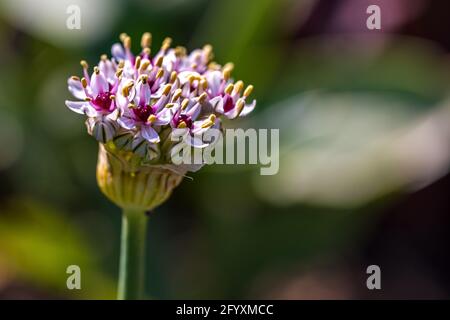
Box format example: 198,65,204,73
96,143,185,211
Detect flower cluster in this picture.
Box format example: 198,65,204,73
66,33,256,169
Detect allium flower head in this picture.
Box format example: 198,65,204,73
65,32,256,210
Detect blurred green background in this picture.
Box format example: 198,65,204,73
0,0,450,299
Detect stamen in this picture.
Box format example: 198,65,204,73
135,56,141,70
71,76,80,81
143,47,151,56
162,84,172,96
155,68,164,80
116,69,123,78
118,60,125,69
178,121,187,129
203,44,213,60
128,103,136,109
155,56,163,67
201,114,216,128
101,54,108,61
94,66,100,74
141,32,152,48
81,77,88,88
122,81,134,97
119,33,128,42
236,99,245,115
147,114,157,123
234,80,244,94
109,95,116,100
181,98,189,110
174,46,186,57
140,60,150,72
170,71,178,83
123,36,131,49
223,68,231,81
198,92,208,103
172,89,182,101
243,85,253,97
162,37,172,51
80,60,88,69
224,84,234,95
140,74,148,84
165,103,175,108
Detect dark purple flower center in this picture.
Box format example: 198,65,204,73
223,94,234,113
176,114,193,128
92,92,114,112
132,105,154,122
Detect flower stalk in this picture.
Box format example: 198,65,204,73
118,208,147,300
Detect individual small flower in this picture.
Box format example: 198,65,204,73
206,69,256,119
65,58,123,142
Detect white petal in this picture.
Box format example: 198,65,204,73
117,115,136,130
90,71,109,95
65,100,96,117
239,99,256,117
68,78,86,100
141,125,160,143
111,43,126,61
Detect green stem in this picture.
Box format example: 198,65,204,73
117,208,147,300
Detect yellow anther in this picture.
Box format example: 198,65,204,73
141,32,152,48
203,44,213,60
71,76,80,81
81,77,88,88
165,103,175,108
156,68,164,80
191,63,198,69
223,68,231,81
143,47,151,56
224,83,234,95
147,114,157,123
94,66,100,74
162,37,172,50
140,74,148,84
135,56,141,69
101,54,107,61
122,81,134,97
200,79,208,90
80,60,88,69
223,62,234,72
178,121,187,129
234,80,244,94
162,84,172,96
119,33,128,42
174,46,186,57
198,92,208,103
128,103,136,109
172,88,182,101
201,115,216,128
118,60,125,68
208,62,220,70
84,97,92,101
170,71,178,83
155,56,163,67
115,69,123,78
181,98,189,110
109,95,116,100
243,85,253,97
123,36,131,49
140,60,150,71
